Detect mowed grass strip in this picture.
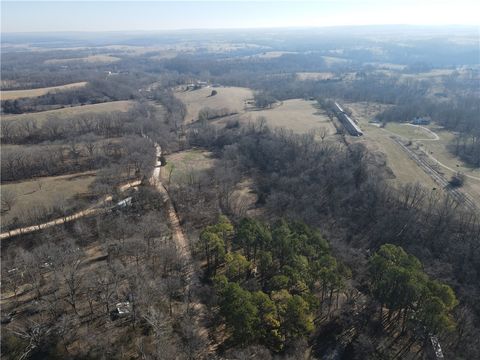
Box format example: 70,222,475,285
1,82,88,100
1,171,96,226
1,100,134,126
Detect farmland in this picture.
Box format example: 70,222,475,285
161,149,215,185
1,171,95,227
296,72,336,81
1,100,134,125
1,24,479,360
44,54,121,65
0,81,87,100
240,99,336,135
175,86,253,123
345,102,439,188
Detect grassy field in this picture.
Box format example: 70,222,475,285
383,123,437,140
241,51,297,59
1,171,96,227
1,100,134,125
239,99,336,135
44,55,121,65
0,81,87,100
346,102,438,188
175,86,253,123
161,149,216,185
296,72,336,81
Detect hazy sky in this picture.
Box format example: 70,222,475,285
2,0,479,33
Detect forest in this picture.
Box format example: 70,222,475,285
1,25,479,360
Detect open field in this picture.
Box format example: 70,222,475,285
239,99,336,135
161,149,216,184
1,171,95,227
44,54,121,65
322,56,349,66
346,101,480,207
175,86,253,123
241,51,298,59
0,82,87,100
383,123,437,140
346,102,438,188
1,100,134,125
296,72,336,81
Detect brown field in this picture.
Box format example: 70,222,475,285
0,82,88,100
175,86,253,123
239,99,336,135
296,72,336,81
383,123,437,140
161,149,216,185
44,54,121,65
322,56,349,66
1,171,96,227
242,51,297,59
1,100,134,125
345,102,438,188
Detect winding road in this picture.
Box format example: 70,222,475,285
400,124,480,181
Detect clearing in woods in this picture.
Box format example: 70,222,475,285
1,100,134,125
44,54,121,65
296,72,336,81
161,149,216,185
174,86,253,124
1,171,96,227
0,81,88,100
239,99,336,135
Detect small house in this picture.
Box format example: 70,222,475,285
411,117,431,125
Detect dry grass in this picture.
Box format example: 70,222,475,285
296,72,336,81
161,149,216,185
1,171,96,226
345,102,437,188
44,55,121,65
383,123,436,140
322,56,349,66
1,100,134,126
1,82,87,100
175,86,253,124
242,51,297,59
239,99,336,135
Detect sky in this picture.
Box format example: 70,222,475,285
1,0,479,33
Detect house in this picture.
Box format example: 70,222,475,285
411,117,431,125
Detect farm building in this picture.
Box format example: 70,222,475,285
411,116,431,125
334,102,363,136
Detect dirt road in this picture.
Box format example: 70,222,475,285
149,140,212,353
0,180,141,240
